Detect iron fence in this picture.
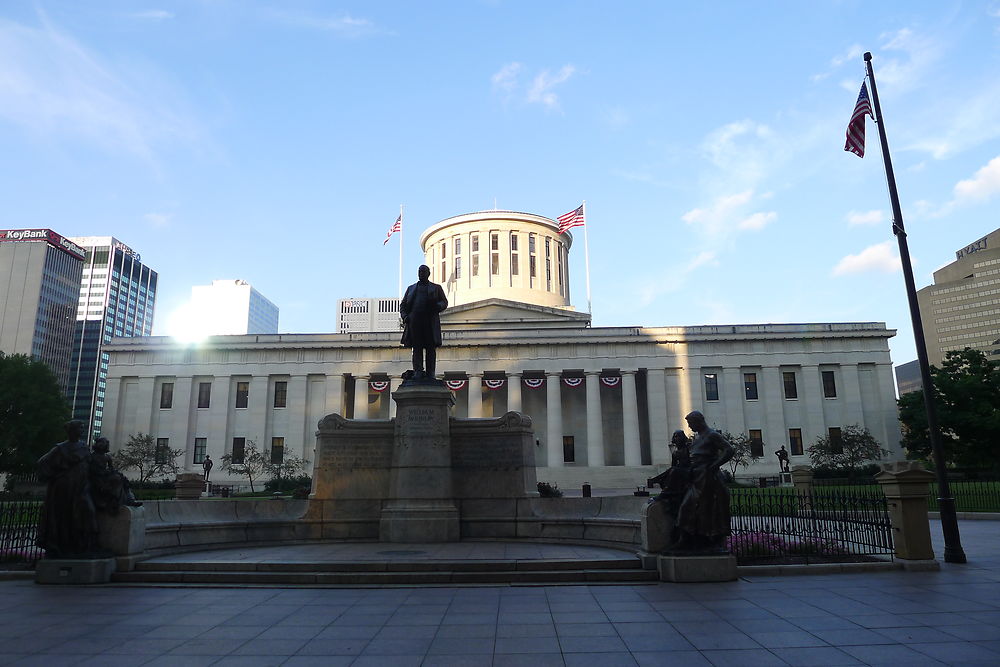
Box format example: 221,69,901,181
0,500,43,566
729,486,894,565
928,479,1000,513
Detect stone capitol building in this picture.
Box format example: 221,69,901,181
101,210,902,487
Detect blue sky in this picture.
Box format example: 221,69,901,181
3,1,1000,373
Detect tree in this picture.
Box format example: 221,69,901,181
0,352,71,480
113,433,185,483
806,424,888,475
220,439,267,492
720,431,761,478
263,449,307,492
898,348,1000,470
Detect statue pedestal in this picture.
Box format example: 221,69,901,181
35,557,116,585
657,553,737,582
379,383,460,542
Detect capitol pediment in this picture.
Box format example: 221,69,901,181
440,298,591,329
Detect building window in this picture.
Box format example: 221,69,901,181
528,234,535,252
159,382,173,409
828,427,843,454
562,436,575,463
471,254,480,277
491,252,499,275
155,438,170,464
454,237,461,255
510,234,518,252
235,381,249,409
783,372,798,399
529,255,537,279
274,381,287,408
440,261,446,282
789,428,803,456
744,373,758,400
455,256,462,279
193,438,207,464
440,242,446,259
472,234,479,252
197,382,211,409
704,373,719,401
749,429,764,457
270,437,285,464
231,437,246,464
491,233,499,251
822,370,837,398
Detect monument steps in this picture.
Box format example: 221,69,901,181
111,557,657,586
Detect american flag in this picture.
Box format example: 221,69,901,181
845,82,873,158
557,204,585,234
383,214,401,245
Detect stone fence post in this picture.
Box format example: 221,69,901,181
790,465,813,496
875,462,939,567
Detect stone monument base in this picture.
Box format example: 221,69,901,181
380,502,460,543
657,553,737,582
35,557,116,585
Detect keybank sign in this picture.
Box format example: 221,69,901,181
0,228,87,260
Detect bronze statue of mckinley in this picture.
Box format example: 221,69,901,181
399,264,448,381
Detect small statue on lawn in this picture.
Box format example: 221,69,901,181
776,445,790,473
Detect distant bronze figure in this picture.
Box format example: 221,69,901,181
90,437,141,513
203,455,214,482
776,445,790,473
400,264,448,381
672,411,735,553
36,420,99,558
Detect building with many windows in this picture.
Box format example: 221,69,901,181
337,297,401,333
187,279,279,336
101,211,903,486
917,227,1000,367
66,237,157,440
0,228,85,390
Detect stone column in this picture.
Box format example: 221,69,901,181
353,375,369,420
622,370,642,466
467,373,483,418
287,375,308,461
325,374,344,416
875,462,938,562
388,375,403,418
721,367,745,434
507,372,522,413
546,372,563,467
585,371,605,467
645,368,669,465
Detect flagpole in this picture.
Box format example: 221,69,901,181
398,204,404,300
864,51,966,564
582,200,592,319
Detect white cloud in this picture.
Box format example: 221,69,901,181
144,212,172,228
637,251,717,306
491,62,521,93
831,44,864,67
832,242,901,276
738,211,776,231
130,10,173,21
261,9,378,37
0,14,205,163
953,155,1000,203
682,189,754,237
846,210,883,226
526,65,576,110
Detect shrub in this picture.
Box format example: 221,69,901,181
786,538,848,556
291,486,311,500
536,481,563,498
726,532,786,556
265,474,312,494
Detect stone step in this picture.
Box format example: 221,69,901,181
132,557,639,573
112,567,657,586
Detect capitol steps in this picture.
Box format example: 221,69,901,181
111,557,658,586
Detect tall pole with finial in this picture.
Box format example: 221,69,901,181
582,200,592,318
863,51,966,563
398,204,404,300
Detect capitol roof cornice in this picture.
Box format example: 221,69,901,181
418,210,572,249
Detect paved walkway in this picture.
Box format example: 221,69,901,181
1,520,998,666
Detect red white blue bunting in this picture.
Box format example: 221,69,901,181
369,380,390,392
445,379,467,391
484,378,506,390
523,378,544,389
563,377,584,388
600,376,621,387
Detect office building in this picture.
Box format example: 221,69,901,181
337,298,402,333
189,280,279,335
917,228,1000,367
102,211,903,485
894,359,922,396
67,237,157,440
0,229,85,390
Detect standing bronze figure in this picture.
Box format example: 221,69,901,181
672,411,735,553
36,420,99,558
400,264,448,380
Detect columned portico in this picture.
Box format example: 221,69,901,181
467,373,483,418
621,370,642,466
585,371,605,467
545,372,563,467
353,375,369,420
508,373,522,412
388,375,403,418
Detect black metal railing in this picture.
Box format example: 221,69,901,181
0,500,43,567
729,486,894,565
928,478,1000,513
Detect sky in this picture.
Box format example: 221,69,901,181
3,1,1000,374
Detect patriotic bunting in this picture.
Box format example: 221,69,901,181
369,380,389,392
523,378,544,389
445,379,467,391
563,377,584,388
600,376,621,387
484,378,506,390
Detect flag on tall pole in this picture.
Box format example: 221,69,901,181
383,214,402,245
844,82,873,157
557,205,585,234
557,202,592,317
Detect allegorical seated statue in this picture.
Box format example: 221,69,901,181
670,411,735,554
649,429,693,547
36,420,100,559
89,437,142,513
399,264,448,382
